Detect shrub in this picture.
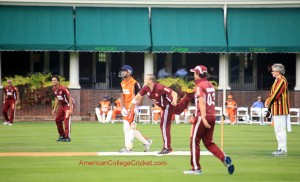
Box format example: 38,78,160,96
2,73,69,107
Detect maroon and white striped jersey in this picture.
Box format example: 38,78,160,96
194,78,216,117
52,85,72,106
139,83,173,108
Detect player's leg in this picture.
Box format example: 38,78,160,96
95,107,101,122
202,117,224,160
120,120,133,152
190,117,202,171
55,107,65,141
203,116,234,174
9,101,16,124
272,115,287,156
2,101,10,125
106,110,113,123
184,116,202,175
158,106,174,154
101,112,106,123
62,107,72,142
131,122,152,152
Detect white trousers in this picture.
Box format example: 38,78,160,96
123,120,149,150
273,115,287,152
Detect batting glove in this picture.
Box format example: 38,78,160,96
121,107,128,116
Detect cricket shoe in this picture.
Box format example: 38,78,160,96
183,169,202,175
61,137,71,142
223,156,235,174
119,148,132,153
8,123,13,126
157,148,173,155
272,150,287,156
144,139,153,152
3,121,9,125
56,136,65,142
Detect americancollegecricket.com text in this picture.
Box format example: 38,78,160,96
79,160,168,167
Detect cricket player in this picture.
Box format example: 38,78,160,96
111,98,122,123
51,75,74,142
129,74,193,154
183,65,234,175
95,95,112,123
119,65,152,153
3,80,19,126
225,95,237,124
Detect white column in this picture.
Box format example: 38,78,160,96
0,52,2,89
218,54,231,90
44,52,49,74
59,52,64,76
69,52,81,89
294,53,300,90
144,53,154,76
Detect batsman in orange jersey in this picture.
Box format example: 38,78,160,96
118,65,152,153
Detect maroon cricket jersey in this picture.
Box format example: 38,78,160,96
194,78,216,117
52,85,72,106
3,86,18,100
139,83,173,108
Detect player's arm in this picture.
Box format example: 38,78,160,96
171,91,178,106
265,79,285,107
129,93,143,109
15,88,20,105
67,94,73,115
134,82,143,105
52,98,59,115
3,89,6,104
198,96,211,128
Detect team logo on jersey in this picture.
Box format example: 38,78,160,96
59,91,62,94
147,92,150,96
155,93,158,97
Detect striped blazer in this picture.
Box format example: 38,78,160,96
266,75,290,115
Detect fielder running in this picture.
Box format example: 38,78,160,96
183,65,234,175
3,80,19,126
51,75,74,142
118,65,152,153
129,74,193,154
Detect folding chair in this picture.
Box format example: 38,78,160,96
185,106,196,124
236,107,249,124
137,106,151,124
289,108,300,125
250,108,263,125
175,111,185,124
215,107,223,124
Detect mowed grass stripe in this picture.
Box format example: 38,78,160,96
0,122,300,182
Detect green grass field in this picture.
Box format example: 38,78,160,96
0,122,300,182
